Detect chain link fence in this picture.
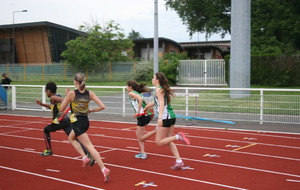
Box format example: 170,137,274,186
0,62,137,82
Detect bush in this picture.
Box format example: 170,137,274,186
225,54,300,87
159,52,188,85
132,61,153,83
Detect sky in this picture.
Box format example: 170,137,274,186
0,0,230,43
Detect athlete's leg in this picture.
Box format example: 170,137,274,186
168,126,181,160
76,133,106,169
43,126,52,151
136,126,146,154
63,126,89,155
68,130,86,158
155,126,176,147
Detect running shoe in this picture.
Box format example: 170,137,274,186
103,168,110,183
40,150,53,156
87,152,95,166
135,153,148,159
82,157,90,167
177,131,191,145
170,162,184,170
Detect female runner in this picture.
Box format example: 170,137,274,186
60,73,110,183
144,72,190,170
126,80,156,159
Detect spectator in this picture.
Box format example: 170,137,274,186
1,73,12,90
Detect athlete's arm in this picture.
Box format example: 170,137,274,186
59,91,74,112
143,101,154,112
35,99,51,109
156,88,165,126
89,91,106,113
129,91,143,114
50,95,63,104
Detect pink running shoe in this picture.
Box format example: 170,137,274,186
170,162,184,170
177,131,190,145
103,168,110,183
82,157,90,167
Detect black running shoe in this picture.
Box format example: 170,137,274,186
87,152,95,166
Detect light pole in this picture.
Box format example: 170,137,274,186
12,10,27,64
153,0,159,74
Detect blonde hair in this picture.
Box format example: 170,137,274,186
73,73,86,91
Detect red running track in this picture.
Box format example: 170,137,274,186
0,114,300,190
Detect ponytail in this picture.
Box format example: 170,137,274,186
127,80,149,93
73,73,86,91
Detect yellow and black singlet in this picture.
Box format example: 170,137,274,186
50,95,62,124
70,89,90,123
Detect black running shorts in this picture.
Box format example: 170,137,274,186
137,115,151,126
72,116,89,137
162,118,176,127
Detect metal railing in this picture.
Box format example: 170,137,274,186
4,85,300,125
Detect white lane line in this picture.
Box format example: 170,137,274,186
1,131,300,164
46,169,60,173
1,144,300,179
0,147,247,190
0,166,104,190
126,146,139,150
286,179,300,183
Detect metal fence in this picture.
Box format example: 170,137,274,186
1,60,228,86
3,85,300,125
0,62,136,82
178,59,227,86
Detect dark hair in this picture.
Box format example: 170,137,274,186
155,72,174,104
127,80,149,93
73,73,86,91
2,73,7,77
45,82,57,93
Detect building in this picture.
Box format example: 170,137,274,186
133,37,184,60
179,41,230,59
0,21,230,64
0,21,84,64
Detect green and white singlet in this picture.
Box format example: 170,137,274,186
129,91,151,116
154,87,176,119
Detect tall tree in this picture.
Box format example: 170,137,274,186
127,29,144,40
165,0,300,54
61,20,134,72
165,0,231,38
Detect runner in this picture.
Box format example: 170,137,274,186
59,73,110,183
144,72,190,170
126,80,156,159
36,82,94,166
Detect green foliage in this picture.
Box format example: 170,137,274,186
132,61,153,83
251,0,300,54
165,0,300,54
225,54,300,87
251,55,300,87
165,0,231,38
127,29,144,40
159,52,188,85
133,52,188,85
61,20,134,72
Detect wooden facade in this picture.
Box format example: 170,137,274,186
0,22,83,64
